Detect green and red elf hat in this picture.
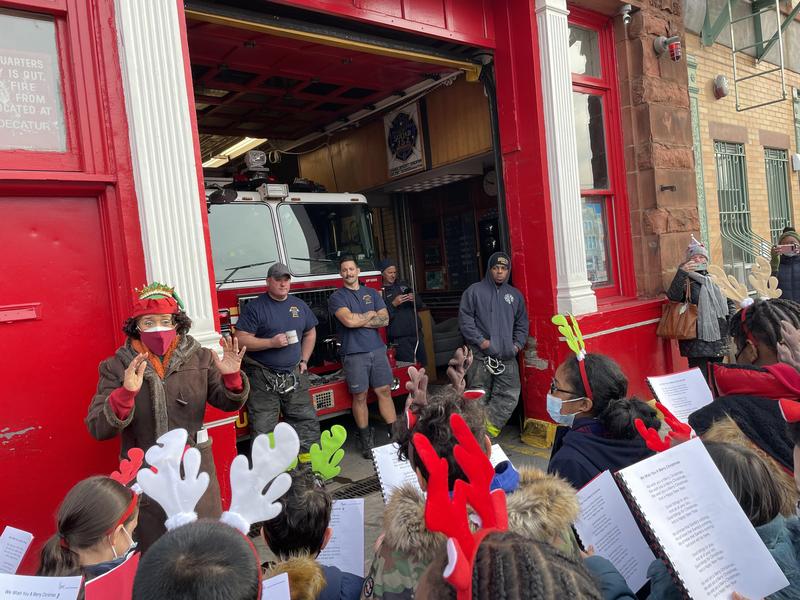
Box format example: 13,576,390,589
130,282,185,318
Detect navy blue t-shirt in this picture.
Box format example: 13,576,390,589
328,285,387,355
236,293,318,371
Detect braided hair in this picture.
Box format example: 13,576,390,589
416,532,602,600
729,298,800,353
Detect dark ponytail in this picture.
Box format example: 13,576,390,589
562,353,659,438
37,476,135,576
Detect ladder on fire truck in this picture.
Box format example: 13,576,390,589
702,0,797,112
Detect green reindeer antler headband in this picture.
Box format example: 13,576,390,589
551,314,592,399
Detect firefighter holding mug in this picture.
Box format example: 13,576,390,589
234,263,320,463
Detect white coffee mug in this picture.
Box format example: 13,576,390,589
286,329,299,344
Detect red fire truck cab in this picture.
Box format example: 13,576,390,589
206,179,413,441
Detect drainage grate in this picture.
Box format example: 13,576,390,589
332,475,381,499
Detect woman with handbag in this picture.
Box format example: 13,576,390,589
663,236,731,381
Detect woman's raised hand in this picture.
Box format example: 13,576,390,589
123,353,148,392
213,336,246,375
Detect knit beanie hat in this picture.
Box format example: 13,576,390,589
779,227,800,246
685,235,709,262
488,252,511,270
376,258,396,273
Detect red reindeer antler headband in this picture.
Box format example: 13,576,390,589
412,413,508,599
635,401,694,452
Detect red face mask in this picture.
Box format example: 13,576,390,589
139,326,177,355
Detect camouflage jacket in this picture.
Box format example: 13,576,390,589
360,466,581,600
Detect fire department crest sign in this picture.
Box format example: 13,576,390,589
384,102,425,179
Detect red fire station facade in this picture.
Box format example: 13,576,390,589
0,0,695,572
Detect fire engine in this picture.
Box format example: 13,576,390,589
205,152,413,440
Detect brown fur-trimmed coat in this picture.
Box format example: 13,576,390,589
85,335,249,552
360,466,581,600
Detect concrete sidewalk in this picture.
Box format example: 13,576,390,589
254,410,552,577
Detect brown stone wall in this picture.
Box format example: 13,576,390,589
614,0,698,295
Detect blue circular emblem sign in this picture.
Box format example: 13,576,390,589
387,112,418,161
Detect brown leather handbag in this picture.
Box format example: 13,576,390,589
656,278,697,340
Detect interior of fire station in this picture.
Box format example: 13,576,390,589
185,2,502,375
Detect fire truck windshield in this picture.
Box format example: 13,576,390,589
208,203,279,284
278,203,376,276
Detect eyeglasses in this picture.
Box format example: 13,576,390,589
550,378,581,398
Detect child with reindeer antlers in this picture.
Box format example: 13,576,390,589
131,423,301,600
409,411,607,600
37,475,140,581
547,315,661,490
362,348,626,600
682,257,800,510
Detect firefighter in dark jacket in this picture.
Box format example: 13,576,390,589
378,258,426,365
458,252,529,437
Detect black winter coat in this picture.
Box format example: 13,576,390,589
665,268,732,359
776,254,800,304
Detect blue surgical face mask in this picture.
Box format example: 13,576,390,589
547,393,578,427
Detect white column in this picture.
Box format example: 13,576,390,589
535,0,597,315
114,0,220,348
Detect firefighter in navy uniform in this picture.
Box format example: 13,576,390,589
378,258,426,365
234,263,320,462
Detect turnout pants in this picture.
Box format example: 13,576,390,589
243,362,320,456
392,333,427,365
465,356,520,437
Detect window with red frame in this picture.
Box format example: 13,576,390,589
568,9,630,298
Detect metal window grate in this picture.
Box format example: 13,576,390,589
765,148,792,243
714,141,770,282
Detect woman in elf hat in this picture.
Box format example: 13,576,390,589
85,282,249,552
665,235,732,381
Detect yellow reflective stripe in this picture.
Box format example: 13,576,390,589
486,421,501,438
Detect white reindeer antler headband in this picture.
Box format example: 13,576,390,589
136,423,300,534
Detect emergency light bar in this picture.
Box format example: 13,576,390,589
257,183,289,200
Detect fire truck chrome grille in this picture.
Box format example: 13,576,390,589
313,389,334,411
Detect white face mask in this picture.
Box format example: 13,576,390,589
109,525,137,559
547,393,578,427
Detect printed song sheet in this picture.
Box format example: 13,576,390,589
262,572,291,600
0,574,82,599
618,438,789,599
647,368,713,423
317,499,365,577
575,471,655,592
0,526,33,574
372,443,422,502
372,443,512,503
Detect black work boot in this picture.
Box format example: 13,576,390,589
356,426,374,459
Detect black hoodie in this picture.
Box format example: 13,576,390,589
458,252,529,360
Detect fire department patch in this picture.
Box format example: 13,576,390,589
289,305,300,318
363,294,373,305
